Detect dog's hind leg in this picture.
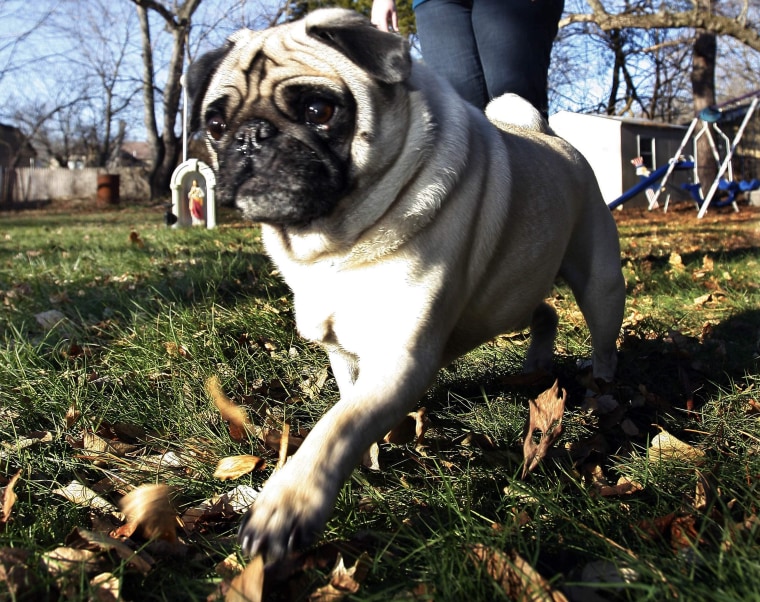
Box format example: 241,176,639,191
524,301,559,374
559,217,625,383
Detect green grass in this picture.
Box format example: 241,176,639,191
1,203,759,601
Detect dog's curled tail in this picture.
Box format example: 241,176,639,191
485,93,554,135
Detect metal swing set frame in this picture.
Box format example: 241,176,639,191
648,89,760,218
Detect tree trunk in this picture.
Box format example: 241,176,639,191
691,29,718,197
136,4,164,198
132,0,202,200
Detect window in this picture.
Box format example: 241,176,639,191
637,135,656,169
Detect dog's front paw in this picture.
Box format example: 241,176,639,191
238,467,333,563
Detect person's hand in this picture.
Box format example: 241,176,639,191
371,0,399,32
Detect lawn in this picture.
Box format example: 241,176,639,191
0,200,759,601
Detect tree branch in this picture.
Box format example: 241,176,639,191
560,10,760,53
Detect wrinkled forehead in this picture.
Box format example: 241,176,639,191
202,22,368,116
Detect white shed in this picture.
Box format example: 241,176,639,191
549,111,690,207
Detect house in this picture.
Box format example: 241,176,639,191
0,123,37,205
117,141,153,167
0,123,36,168
549,112,691,208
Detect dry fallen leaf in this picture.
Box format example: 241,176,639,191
213,455,266,480
119,484,178,543
0,547,33,598
0,470,21,526
65,405,82,428
216,552,245,581
82,431,139,458
206,375,261,441
53,481,122,517
693,293,713,307
668,252,684,270
596,476,644,498
90,572,121,602
469,544,568,601
276,422,291,471
227,554,264,602
66,527,154,574
263,427,305,455
384,408,429,446
129,230,145,248
164,341,191,358
0,430,53,461
648,430,705,463
522,380,567,478
362,442,380,471
41,546,102,579
308,552,371,601
181,485,259,534
34,309,68,331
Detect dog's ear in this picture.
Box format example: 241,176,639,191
305,9,412,84
186,43,233,131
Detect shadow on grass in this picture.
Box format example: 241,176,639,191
617,308,760,407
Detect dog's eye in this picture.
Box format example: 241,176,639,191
304,99,335,126
206,114,227,141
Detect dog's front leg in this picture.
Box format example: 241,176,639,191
238,348,437,563
328,347,359,394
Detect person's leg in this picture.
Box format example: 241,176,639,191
414,0,489,109
472,0,564,116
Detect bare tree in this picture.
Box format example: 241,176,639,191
50,0,142,168
128,0,203,200
556,0,760,193
562,0,760,52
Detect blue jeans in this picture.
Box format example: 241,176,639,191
414,0,564,115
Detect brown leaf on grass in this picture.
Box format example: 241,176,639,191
227,554,264,602
522,380,566,478
668,252,684,271
0,430,53,461
216,552,245,581
34,309,68,331
65,527,154,574
384,408,429,446
596,476,644,498
82,431,139,458
693,293,713,307
41,546,103,579
648,429,705,463
53,481,122,517
90,572,120,602
213,455,266,480
264,427,305,457
181,485,259,534
469,544,568,602
361,442,380,471
164,341,191,358
300,366,330,400
0,547,34,598
308,552,371,601
119,484,178,543
692,255,714,280
636,512,701,551
0,471,21,527
65,404,81,428
206,376,262,441
129,230,145,248
276,422,291,471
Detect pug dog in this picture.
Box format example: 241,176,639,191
187,8,626,563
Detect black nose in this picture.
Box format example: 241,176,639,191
235,119,277,156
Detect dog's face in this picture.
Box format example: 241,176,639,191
186,10,412,226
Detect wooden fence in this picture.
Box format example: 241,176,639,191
0,166,150,206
